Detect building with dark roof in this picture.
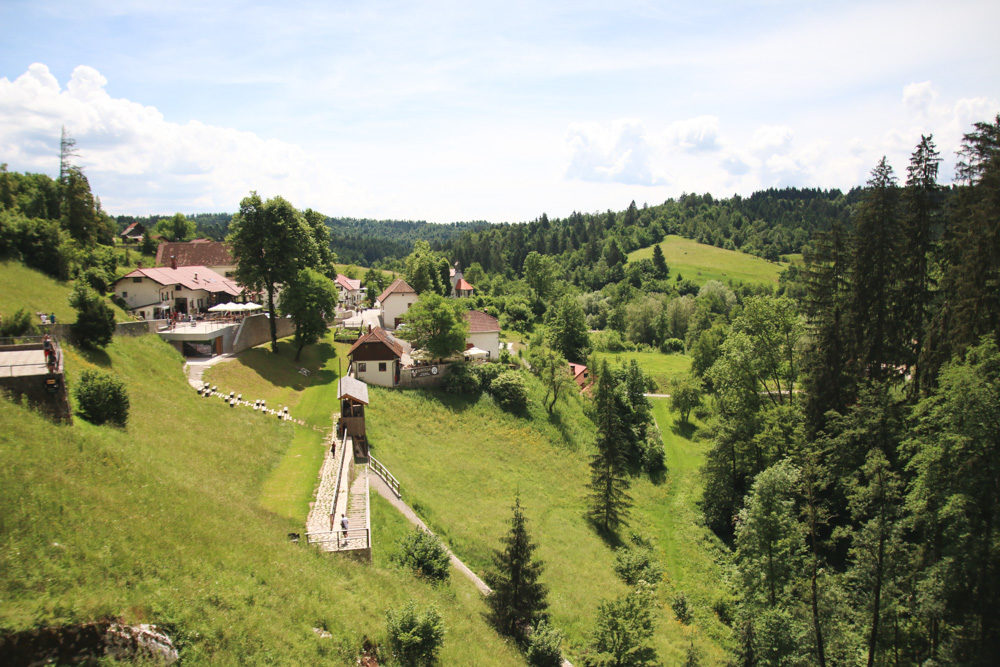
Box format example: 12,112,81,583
155,240,236,277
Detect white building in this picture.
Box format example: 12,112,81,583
465,310,500,360
348,327,407,387
377,278,418,330
113,264,242,320
335,274,365,309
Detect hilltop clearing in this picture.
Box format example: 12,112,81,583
628,235,785,286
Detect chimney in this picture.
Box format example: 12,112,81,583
137,261,143,268
194,272,198,282
170,255,177,270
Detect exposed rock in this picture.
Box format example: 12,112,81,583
0,620,178,665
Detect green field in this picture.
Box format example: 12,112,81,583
0,260,131,324
0,333,522,664
629,234,785,285
366,378,732,663
594,351,692,393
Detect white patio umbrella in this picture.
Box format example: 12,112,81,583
207,303,230,312
243,302,263,310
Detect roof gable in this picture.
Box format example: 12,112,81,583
348,327,404,358
466,309,499,333
337,375,370,404
118,266,241,296
335,274,362,291
377,278,416,303
456,278,474,291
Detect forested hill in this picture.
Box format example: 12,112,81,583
446,187,859,279
112,213,488,266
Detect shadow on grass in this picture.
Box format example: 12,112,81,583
423,388,480,413
587,517,626,549
546,410,581,451
238,340,339,391
671,420,697,439
78,346,111,367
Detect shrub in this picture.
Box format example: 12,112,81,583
489,371,529,414
526,620,564,667
391,528,451,582
671,592,692,625
641,430,666,475
0,308,36,337
69,283,115,349
613,536,663,587
591,329,631,353
659,337,685,354
474,362,505,391
385,600,445,666
82,266,110,294
74,369,129,426
441,361,480,395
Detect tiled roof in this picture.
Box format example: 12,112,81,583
466,309,499,333
120,222,144,236
335,274,362,291
377,278,416,303
118,266,241,296
348,327,404,359
455,278,474,291
337,375,370,405
155,240,234,268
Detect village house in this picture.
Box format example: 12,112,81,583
335,274,365,310
569,362,592,391
112,262,242,320
376,278,418,330
449,261,475,298
465,310,500,360
348,327,410,387
119,222,146,243
155,239,236,277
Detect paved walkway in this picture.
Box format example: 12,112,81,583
183,353,238,389
0,349,49,377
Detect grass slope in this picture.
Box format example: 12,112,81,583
0,260,130,324
594,351,692,393
629,234,785,286
0,335,522,664
366,377,732,663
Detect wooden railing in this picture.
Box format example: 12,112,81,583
369,454,400,498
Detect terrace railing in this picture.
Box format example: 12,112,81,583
369,454,400,498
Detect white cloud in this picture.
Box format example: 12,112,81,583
666,115,720,152
750,125,794,155
0,63,357,214
565,119,668,186
903,81,937,116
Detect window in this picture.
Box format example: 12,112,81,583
378,362,387,372
132,277,142,283
358,363,367,372
122,291,128,298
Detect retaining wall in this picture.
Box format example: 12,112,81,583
232,314,296,353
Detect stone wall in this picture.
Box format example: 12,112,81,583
232,314,296,353
0,371,71,423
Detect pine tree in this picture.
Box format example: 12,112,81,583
484,495,549,640
652,243,668,277
588,361,632,534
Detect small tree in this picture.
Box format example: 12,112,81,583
485,495,549,641
69,283,115,349
652,243,668,277
398,293,469,360
526,620,564,667
545,295,590,362
670,374,703,423
154,212,195,242
392,528,451,582
613,535,663,587
385,600,445,666
279,268,338,360
584,581,658,666
588,361,632,534
527,345,573,414
0,308,36,337
489,371,529,414
74,369,129,426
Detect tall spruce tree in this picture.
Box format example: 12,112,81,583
484,495,549,641
588,361,632,534
652,243,668,277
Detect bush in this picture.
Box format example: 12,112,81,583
82,266,110,294
591,329,632,353
0,308,37,337
474,362,505,391
659,337,685,354
391,528,451,582
385,600,445,666
74,369,129,426
641,430,666,475
489,371,529,414
69,283,115,349
671,592,692,625
613,536,663,587
526,620,564,667
441,361,480,396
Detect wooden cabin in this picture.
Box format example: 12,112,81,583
338,375,369,450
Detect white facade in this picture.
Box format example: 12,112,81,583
379,293,419,330
354,359,398,387
468,331,501,360
114,277,215,319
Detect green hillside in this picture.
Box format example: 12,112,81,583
365,380,733,663
629,234,785,285
0,260,131,324
0,335,522,664
594,351,692,393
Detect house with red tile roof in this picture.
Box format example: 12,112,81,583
465,310,500,360
155,239,236,277
335,274,365,309
569,363,592,391
376,278,418,330
454,278,475,298
348,327,409,387
112,264,242,320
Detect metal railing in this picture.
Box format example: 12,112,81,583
304,527,370,550
0,336,63,376
369,454,400,497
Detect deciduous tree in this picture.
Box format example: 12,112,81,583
279,268,337,360
397,293,468,360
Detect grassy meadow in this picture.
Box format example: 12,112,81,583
0,334,523,664
629,234,785,286
594,350,692,393
0,260,131,324
365,376,733,663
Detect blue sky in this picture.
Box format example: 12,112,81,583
1,0,998,222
